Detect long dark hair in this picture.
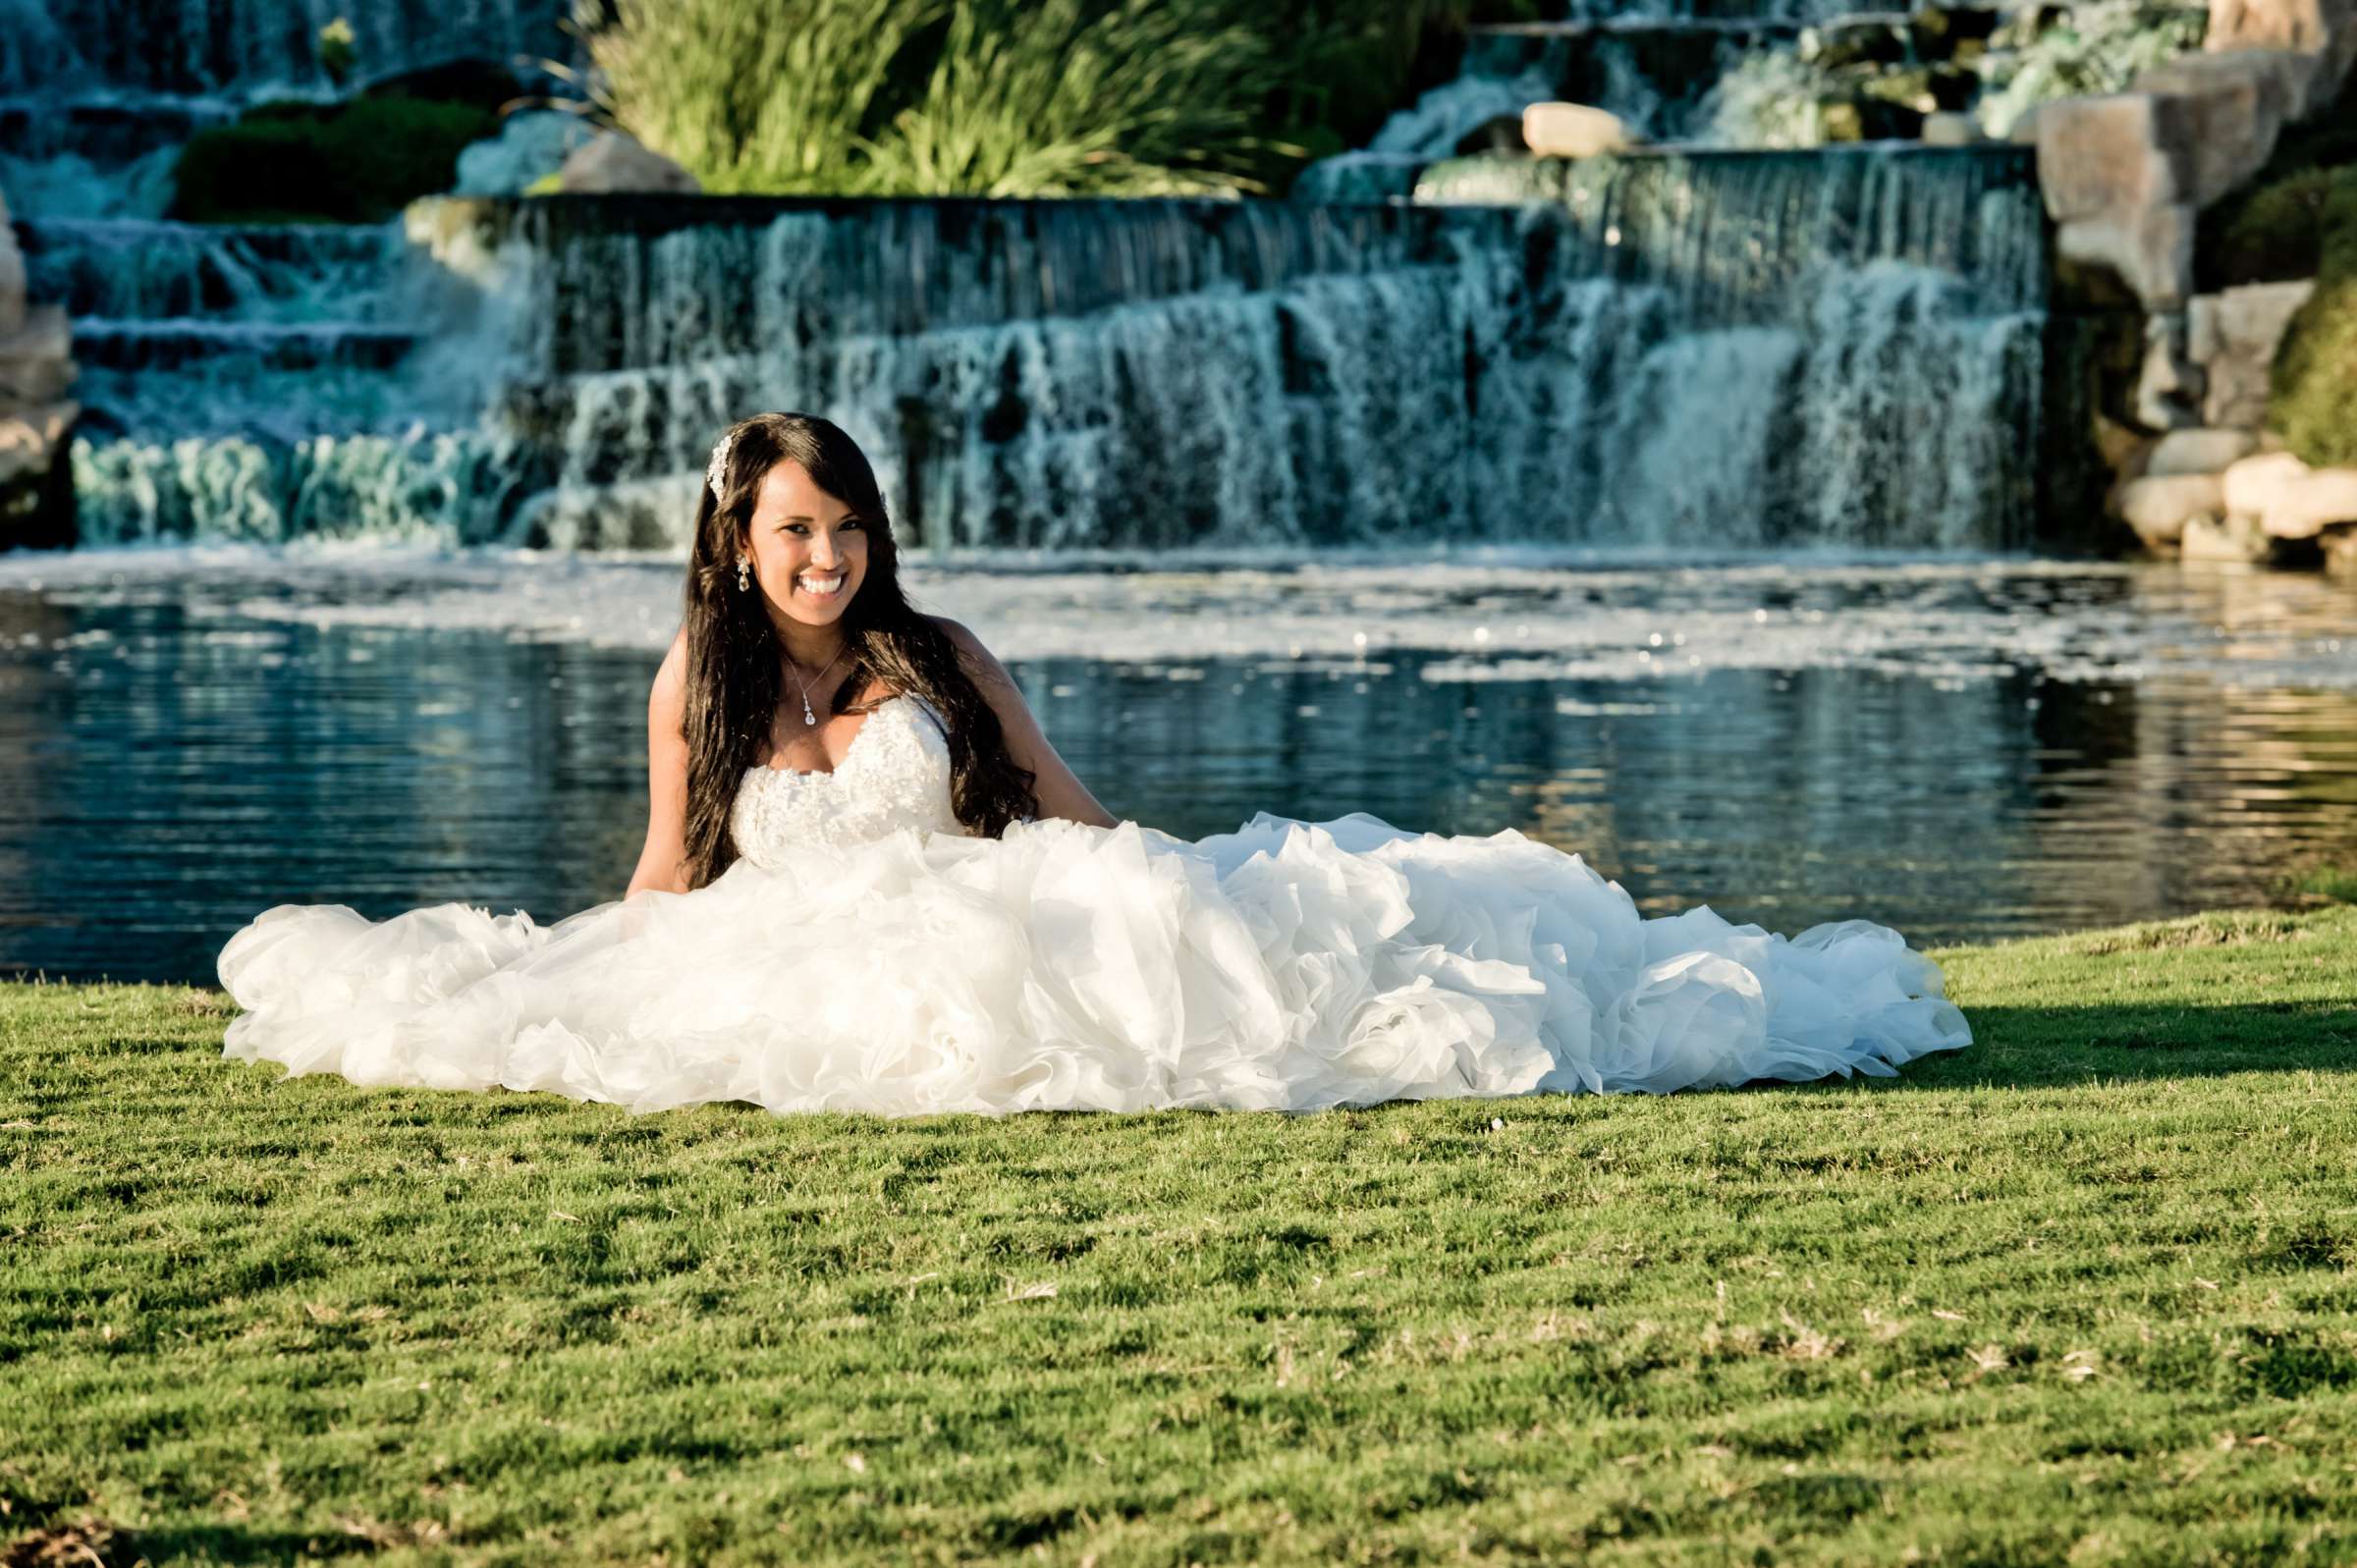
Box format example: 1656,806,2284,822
680,412,1037,887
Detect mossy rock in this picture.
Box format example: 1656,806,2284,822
2199,75,2357,291
171,93,501,225
2270,170,2357,468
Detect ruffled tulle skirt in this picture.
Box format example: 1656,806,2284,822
218,814,1971,1115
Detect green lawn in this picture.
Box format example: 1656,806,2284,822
5,907,2356,1566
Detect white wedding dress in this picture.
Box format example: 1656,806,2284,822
219,695,1971,1115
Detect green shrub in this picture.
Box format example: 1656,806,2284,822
576,0,1539,198
2270,168,2357,467
2197,76,2357,290
2209,167,2335,287
859,0,1284,196
171,94,499,224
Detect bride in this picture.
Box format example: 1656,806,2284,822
218,412,1971,1115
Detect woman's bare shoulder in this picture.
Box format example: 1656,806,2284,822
651,628,688,722
929,616,1009,679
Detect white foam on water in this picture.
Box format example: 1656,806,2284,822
6,544,2355,691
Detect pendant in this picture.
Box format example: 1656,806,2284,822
802,697,817,726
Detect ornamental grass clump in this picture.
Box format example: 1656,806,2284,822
857,0,1284,197
578,0,936,194
579,0,1287,197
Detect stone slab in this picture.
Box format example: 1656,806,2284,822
2036,94,2197,222
2189,279,2318,428
2149,427,2263,475
2120,472,2227,547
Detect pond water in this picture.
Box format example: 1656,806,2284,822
4,546,2354,985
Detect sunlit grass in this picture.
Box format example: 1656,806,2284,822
4,906,2356,1563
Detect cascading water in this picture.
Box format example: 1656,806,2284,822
5,0,567,538
6,0,564,97
28,1,2056,557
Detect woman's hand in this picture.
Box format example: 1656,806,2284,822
936,619,1119,830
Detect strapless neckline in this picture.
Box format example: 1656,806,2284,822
745,695,907,782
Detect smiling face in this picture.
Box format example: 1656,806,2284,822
740,459,869,631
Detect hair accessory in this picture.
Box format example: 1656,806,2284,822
736,556,750,593
705,428,739,499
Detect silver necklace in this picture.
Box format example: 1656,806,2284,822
789,646,848,727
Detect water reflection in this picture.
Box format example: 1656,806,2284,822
1,553,2353,983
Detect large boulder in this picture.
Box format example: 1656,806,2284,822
0,304,74,406
2039,95,2202,308
2130,52,2307,208
2118,472,2226,549
2189,279,2317,427
559,133,702,195
2263,468,2357,537
2036,95,2196,223
2148,427,2263,475
2222,449,2313,516
2208,0,2357,108
1522,103,1637,159
0,186,77,550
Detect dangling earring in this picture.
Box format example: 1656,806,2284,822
736,556,750,593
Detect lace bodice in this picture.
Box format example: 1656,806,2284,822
729,696,965,864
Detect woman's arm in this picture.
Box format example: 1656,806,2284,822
626,630,693,897
937,618,1119,829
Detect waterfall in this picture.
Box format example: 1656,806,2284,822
8,0,564,97
59,139,2048,552
1351,19,1799,159
18,0,2058,558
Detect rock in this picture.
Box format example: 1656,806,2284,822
2036,95,2196,224
0,402,77,549
559,133,702,195
2131,310,2205,431
0,185,79,550
2207,0,2357,112
0,402,74,489
2131,53,2303,209
2324,522,2357,577
2263,465,2357,537
0,306,75,407
2181,512,2279,562
1522,103,1637,159
0,191,22,338
2059,201,2197,311
2118,472,2226,548
2188,279,2318,428
1921,111,1982,146
2037,94,2210,308
2096,412,2159,480
457,109,599,197
2221,449,2312,516
2149,427,2263,475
